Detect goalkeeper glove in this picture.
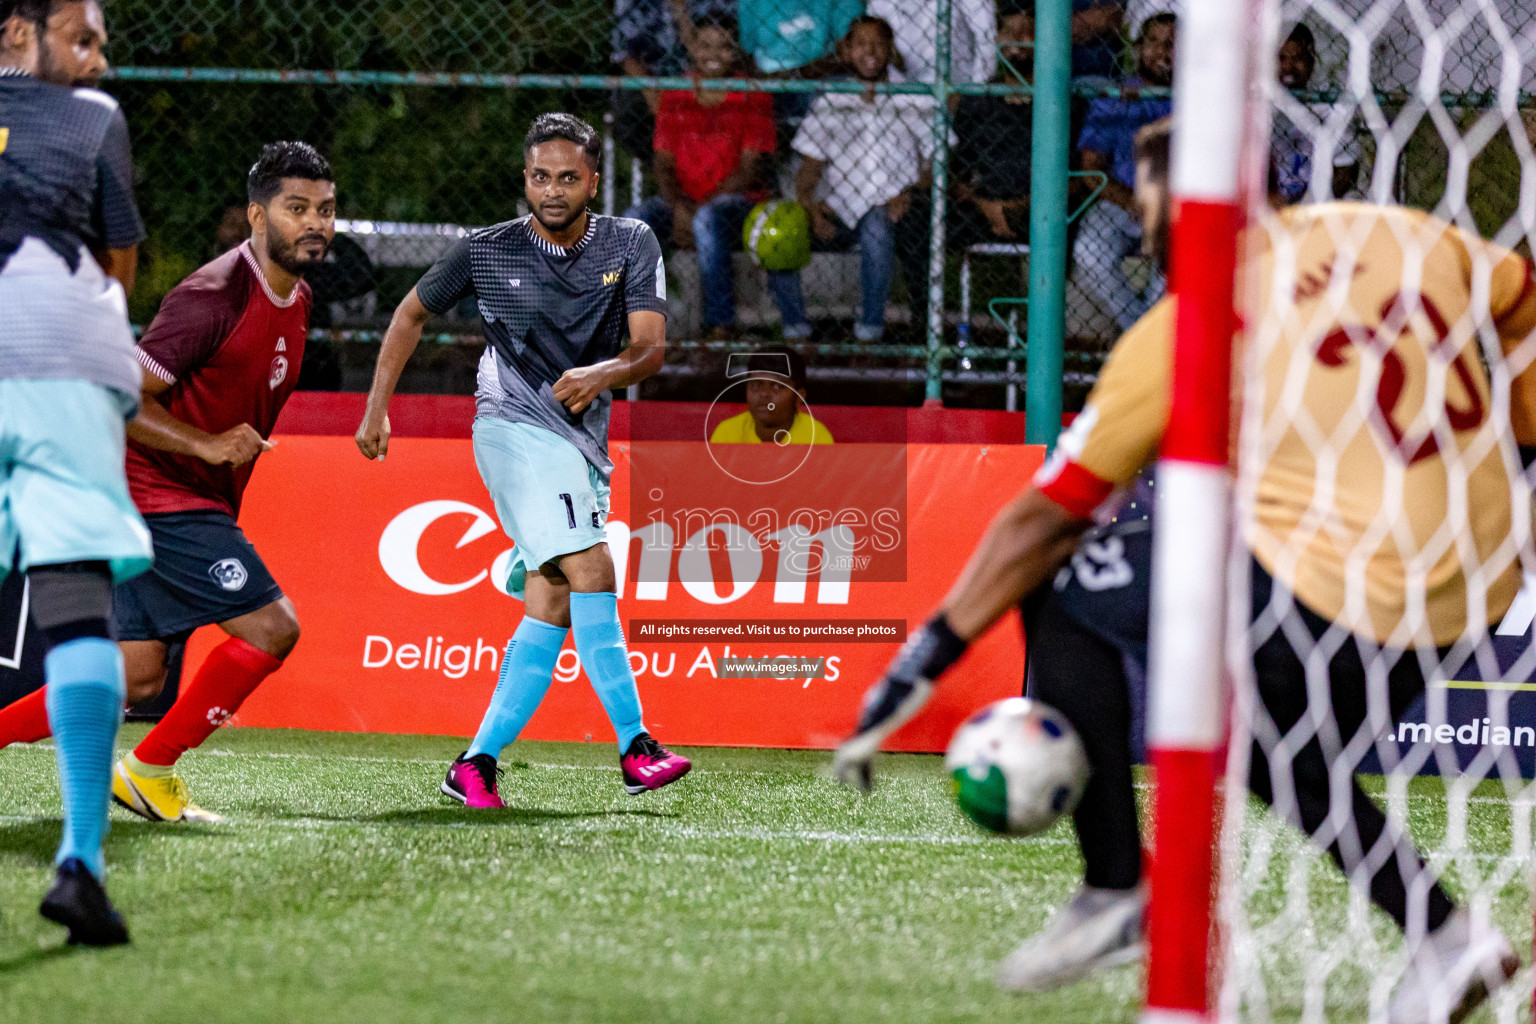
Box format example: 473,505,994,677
832,613,968,792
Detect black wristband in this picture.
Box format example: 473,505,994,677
853,615,968,735
1520,444,1536,470
891,613,969,686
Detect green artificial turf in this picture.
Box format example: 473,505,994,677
0,727,1528,1024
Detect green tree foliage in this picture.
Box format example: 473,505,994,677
107,0,608,320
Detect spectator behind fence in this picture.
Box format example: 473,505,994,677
738,0,862,137
866,0,996,87
1123,0,1176,46
896,5,1036,329
1071,11,1174,332
611,0,737,160
1071,1,1124,79
710,346,833,444
623,17,788,341
214,202,251,256
305,233,376,330
781,16,934,343
953,6,1034,240
1272,23,1364,204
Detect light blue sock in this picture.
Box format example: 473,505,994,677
569,592,645,751
466,616,568,760
44,637,125,881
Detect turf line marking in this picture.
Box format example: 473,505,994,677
7,744,1525,802
7,745,1532,805
2,744,926,782
5,811,1523,860
0,811,1061,847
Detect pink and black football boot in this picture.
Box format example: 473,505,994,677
620,733,692,794
442,752,505,809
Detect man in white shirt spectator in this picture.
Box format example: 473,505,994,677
777,16,934,342
866,0,996,86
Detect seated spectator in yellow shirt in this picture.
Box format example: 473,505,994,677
709,347,834,445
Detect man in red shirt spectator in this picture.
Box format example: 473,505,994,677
0,143,335,825
622,15,788,340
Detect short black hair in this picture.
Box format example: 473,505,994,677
996,0,1035,20
247,141,333,206
693,11,738,37
0,0,67,29
845,14,896,48
1139,11,1177,38
1286,23,1317,56
523,112,601,173
746,346,807,392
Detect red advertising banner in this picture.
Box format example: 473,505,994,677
190,436,1044,752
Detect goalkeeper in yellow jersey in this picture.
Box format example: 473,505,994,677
834,118,1536,1021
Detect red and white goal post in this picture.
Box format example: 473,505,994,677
1143,1,1536,1022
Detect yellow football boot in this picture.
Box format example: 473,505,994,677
111,760,226,824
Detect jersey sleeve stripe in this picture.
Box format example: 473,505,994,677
134,347,175,384
1034,458,1115,520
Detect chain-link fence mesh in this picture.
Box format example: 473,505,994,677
97,0,1534,405
1212,2,1536,1021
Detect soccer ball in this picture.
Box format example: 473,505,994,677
945,697,1090,836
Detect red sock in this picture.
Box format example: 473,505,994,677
0,687,52,747
133,637,283,767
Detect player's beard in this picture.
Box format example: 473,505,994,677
34,34,99,88
267,230,329,277
533,197,589,235
34,33,56,82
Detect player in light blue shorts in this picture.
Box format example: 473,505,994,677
471,417,611,600
358,113,694,807
0,1,151,945
0,380,153,584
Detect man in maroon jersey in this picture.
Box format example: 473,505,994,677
0,142,334,824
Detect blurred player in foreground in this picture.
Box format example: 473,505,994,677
356,113,691,806
0,0,148,944
0,142,334,825
834,118,1536,1023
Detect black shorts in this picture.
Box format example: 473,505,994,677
112,511,283,642
1050,509,1153,670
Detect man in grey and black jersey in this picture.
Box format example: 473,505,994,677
356,113,692,806
0,0,153,945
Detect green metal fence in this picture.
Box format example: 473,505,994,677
93,0,1536,425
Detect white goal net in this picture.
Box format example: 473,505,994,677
1214,2,1536,1022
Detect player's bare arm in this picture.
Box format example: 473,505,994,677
941,489,1090,640
355,285,432,460
1082,150,1134,210
710,150,768,202
127,370,272,467
795,157,835,241
551,310,666,414
93,244,136,294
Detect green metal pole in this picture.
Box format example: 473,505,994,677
1026,0,1071,448
924,0,953,404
